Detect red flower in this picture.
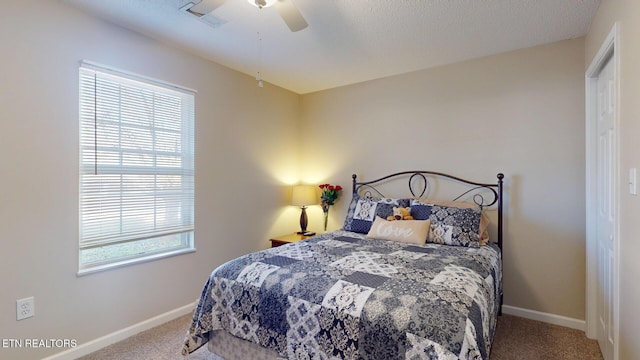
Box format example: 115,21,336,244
318,182,342,230
319,183,342,207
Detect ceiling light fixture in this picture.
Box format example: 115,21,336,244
248,0,277,9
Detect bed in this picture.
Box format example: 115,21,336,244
183,171,504,359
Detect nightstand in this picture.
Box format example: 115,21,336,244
269,233,313,248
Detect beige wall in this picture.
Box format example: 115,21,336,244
0,0,602,358
301,38,587,320
585,1,640,359
0,1,301,359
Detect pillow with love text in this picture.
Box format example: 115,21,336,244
366,216,431,245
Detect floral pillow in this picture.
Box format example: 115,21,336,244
343,195,411,234
410,199,482,247
414,198,491,245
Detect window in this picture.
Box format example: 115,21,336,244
78,62,195,274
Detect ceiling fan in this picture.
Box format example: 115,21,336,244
183,0,308,32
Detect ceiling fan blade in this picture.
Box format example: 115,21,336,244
275,0,308,32
189,0,227,15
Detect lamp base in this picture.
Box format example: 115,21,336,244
298,206,309,234
297,231,316,236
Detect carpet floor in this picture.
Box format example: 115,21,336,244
77,313,602,359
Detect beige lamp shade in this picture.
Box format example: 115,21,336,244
291,185,317,207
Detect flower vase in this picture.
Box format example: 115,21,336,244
322,203,330,231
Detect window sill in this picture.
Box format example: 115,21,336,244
77,247,196,276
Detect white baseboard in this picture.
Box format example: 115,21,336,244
41,302,583,359
42,301,197,360
502,305,585,331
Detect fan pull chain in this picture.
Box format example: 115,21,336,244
256,71,263,88
256,31,264,88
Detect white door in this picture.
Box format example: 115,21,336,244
595,54,615,360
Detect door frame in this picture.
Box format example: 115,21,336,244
585,22,619,360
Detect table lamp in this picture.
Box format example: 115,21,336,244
291,185,317,235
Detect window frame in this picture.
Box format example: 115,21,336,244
78,61,196,275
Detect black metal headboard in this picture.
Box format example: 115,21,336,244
351,171,504,249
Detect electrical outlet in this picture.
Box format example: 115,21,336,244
16,297,34,321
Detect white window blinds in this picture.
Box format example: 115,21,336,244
79,62,195,270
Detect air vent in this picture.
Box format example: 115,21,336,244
180,2,228,29
194,12,227,28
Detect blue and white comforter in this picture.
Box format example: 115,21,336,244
182,230,502,359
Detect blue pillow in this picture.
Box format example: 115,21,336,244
343,195,410,234
410,199,481,247
409,200,432,220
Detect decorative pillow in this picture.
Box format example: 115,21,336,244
414,198,491,245
343,195,411,234
366,217,431,245
410,199,482,247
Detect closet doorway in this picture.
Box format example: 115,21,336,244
585,23,619,360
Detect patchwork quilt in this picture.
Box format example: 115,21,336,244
182,230,502,359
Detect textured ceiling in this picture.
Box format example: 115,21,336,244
64,0,601,94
